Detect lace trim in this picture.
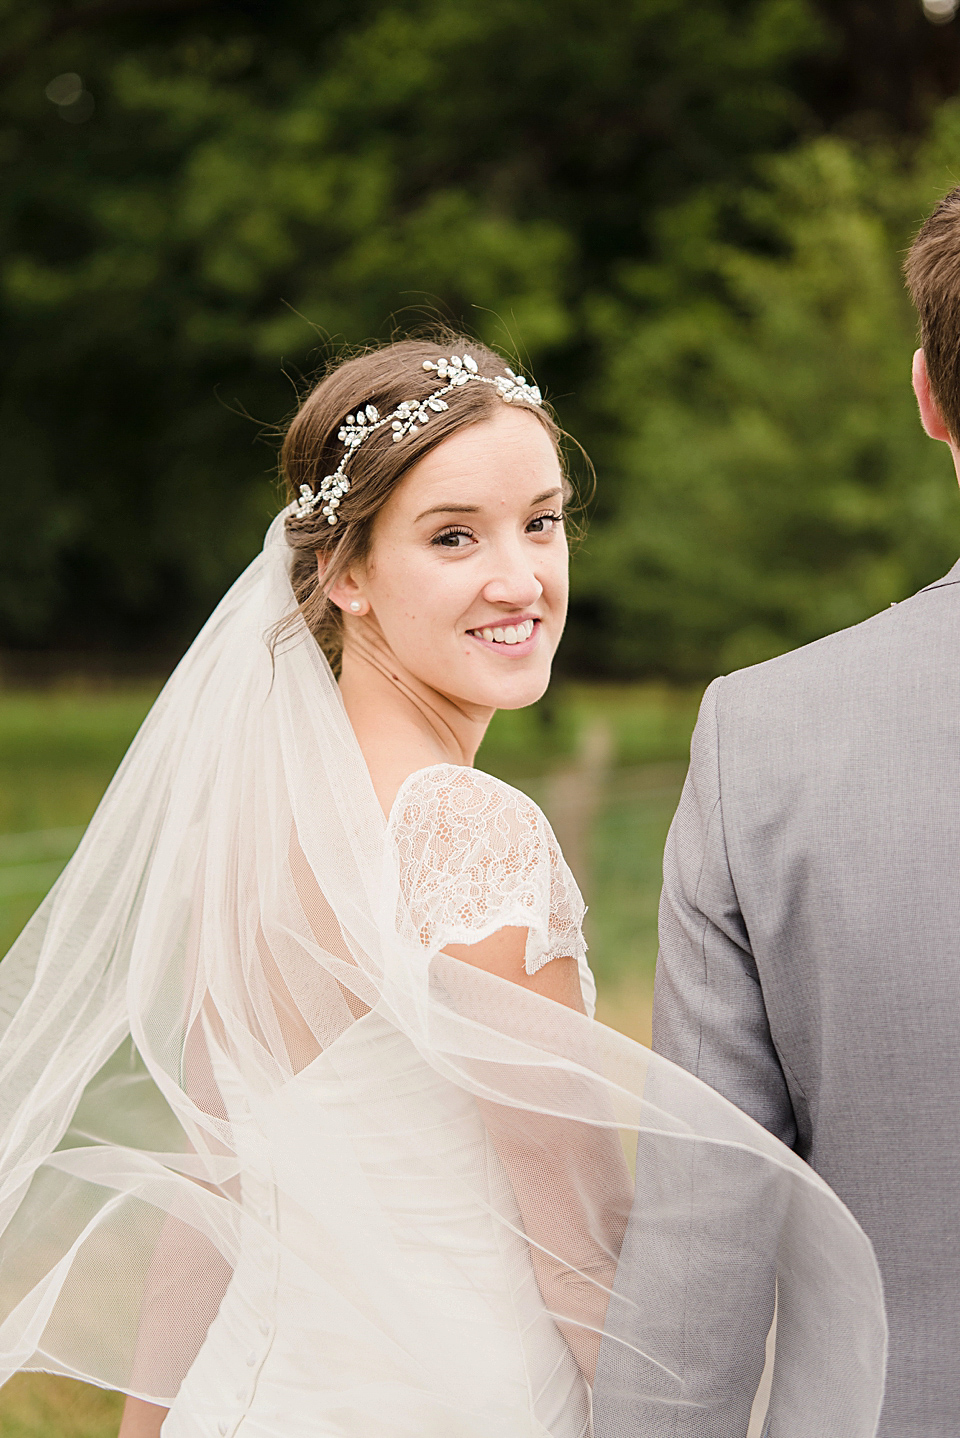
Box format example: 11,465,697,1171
387,764,587,975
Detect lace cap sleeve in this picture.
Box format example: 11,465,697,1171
387,764,590,989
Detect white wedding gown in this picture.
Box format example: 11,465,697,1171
0,512,887,1437
162,765,596,1438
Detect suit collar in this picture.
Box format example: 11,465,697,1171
920,556,960,593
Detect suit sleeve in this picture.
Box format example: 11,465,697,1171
590,680,794,1438
593,680,789,1437
653,676,798,1149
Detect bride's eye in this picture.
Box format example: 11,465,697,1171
431,526,475,549
526,511,563,535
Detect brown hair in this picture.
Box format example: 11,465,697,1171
281,334,565,666
905,186,960,440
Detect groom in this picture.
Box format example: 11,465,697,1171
595,188,960,1437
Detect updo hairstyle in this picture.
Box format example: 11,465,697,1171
282,334,563,667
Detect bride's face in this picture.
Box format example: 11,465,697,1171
354,406,568,712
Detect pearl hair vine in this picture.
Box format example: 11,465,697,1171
293,354,543,526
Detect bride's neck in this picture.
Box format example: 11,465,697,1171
338,617,494,815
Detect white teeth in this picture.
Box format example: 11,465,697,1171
472,619,536,644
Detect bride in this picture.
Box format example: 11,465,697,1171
0,336,885,1437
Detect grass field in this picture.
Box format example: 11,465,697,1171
0,677,701,1436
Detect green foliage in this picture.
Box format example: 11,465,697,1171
4,0,960,678
0,0,818,659
477,680,702,782
0,1373,121,1438
575,116,960,675
0,681,698,973
589,767,685,988
0,683,160,951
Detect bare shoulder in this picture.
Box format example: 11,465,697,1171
362,745,453,820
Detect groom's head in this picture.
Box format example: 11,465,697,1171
906,188,960,461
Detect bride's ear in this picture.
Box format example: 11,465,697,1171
318,553,370,617
913,348,953,443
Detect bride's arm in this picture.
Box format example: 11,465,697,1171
118,1398,167,1437
444,929,632,1384
115,1201,231,1437
115,1004,235,1437
444,925,585,1011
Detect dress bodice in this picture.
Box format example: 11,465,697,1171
161,766,593,1438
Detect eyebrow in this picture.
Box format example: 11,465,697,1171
414,487,563,524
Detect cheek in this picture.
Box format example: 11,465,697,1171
543,547,570,609
370,552,465,651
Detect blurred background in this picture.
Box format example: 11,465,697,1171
3,0,960,1428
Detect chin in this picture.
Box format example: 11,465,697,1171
426,641,559,714
461,665,554,713
493,676,553,711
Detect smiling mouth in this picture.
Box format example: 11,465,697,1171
468,618,537,646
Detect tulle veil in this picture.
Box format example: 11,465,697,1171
0,510,886,1433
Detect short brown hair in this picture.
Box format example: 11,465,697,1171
905,186,960,441
281,333,563,667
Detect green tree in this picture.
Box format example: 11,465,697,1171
574,115,960,677
0,0,818,655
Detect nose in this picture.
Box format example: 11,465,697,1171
480,538,544,610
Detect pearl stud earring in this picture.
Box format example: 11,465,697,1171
349,600,362,613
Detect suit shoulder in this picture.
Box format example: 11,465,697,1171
719,569,960,709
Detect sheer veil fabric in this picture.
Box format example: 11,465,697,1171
0,511,886,1434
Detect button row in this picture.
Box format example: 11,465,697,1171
214,1185,278,1435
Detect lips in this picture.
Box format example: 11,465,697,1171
468,618,537,646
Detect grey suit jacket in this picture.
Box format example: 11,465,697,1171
615,564,960,1436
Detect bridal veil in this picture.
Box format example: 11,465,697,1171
0,511,886,1433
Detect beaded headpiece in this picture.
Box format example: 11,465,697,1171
293,353,543,525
